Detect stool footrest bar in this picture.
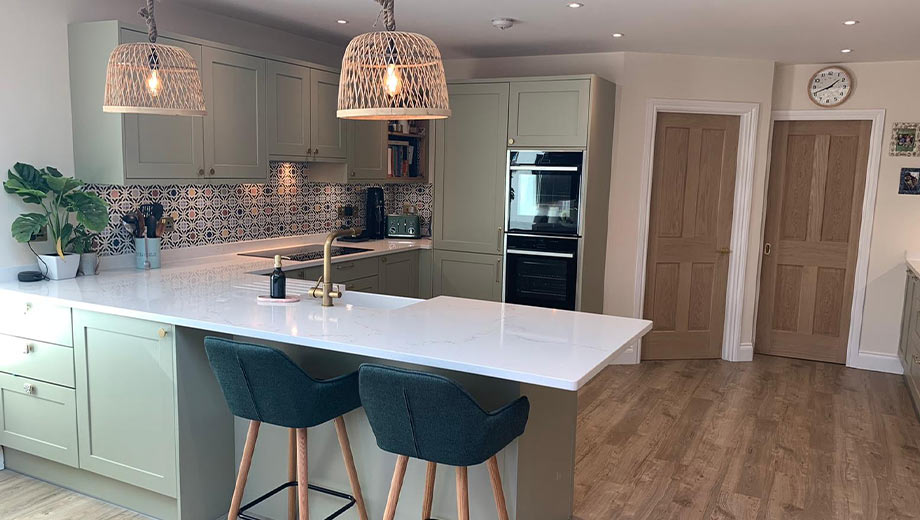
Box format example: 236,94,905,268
238,480,356,520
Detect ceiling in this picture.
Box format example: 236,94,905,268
177,0,918,63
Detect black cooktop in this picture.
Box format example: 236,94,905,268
239,244,371,262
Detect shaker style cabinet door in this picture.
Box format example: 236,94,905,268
434,82,509,255
73,311,178,498
121,29,205,181
432,250,503,302
267,60,311,159
0,373,79,468
202,47,268,180
310,69,348,159
347,120,388,180
508,79,590,148
379,251,420,297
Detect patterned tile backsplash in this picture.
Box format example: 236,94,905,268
84,162,433,257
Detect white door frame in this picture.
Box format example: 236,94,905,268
631,99,761,364
767,109,889,373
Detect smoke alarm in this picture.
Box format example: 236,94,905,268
491,18,514,30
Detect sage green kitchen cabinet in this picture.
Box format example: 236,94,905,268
311,69,348,160
267,60,311,160
202,47,268,180
73,310,178,498
508,79,590,148
899,269,920,417
0,334,75,388
379,251,420,297
900,270,917,368
347,120,389,180
0,373,79,468
346,275,380,294
432,250,503,302
0,299,73,347
434,83,509,255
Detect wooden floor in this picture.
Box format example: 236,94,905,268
2,355,919,519
574,355,920,520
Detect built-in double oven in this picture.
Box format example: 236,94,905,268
503,150,584,311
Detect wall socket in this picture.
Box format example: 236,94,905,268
30,225,48,242
162,217,176,234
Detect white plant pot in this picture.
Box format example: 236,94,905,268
39,253,81,280
79,252,99,276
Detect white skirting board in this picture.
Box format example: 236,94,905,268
0,446,5,470
848,351,904,375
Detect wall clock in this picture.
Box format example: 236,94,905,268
808,66,853,107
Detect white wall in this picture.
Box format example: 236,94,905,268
773,61,920,359
0,0,342,269
444,52,776,360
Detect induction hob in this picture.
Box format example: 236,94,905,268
239,244,371,263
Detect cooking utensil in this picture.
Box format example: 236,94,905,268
135,210,146,238
151,203,164,221
146,214,158,239
156,220,166,238
121,214,138,237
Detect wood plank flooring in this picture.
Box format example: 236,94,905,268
2,355,918,519
574,355,920,519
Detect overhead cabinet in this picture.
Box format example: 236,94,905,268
267,62,347,162
508,79,590,148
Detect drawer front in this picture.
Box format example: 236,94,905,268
0,334,75,388
0,298,73,347
332,257,378,282
346,275,379,293
0,373,79,468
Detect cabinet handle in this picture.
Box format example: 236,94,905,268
198,168,205,177
336,263,355,270
763,243,772,256
23,343,34,355
314,148,320,155
158,328,168,339
23,303,31,314
209,168,215,176
497,227,503,251
914,355,920,366
496,258,502,283
23,383,35,395
508,138,515,145
381,257,387,263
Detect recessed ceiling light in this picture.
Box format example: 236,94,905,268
841,48,853,53
336,19,349,24
843,20,859,25
567,2,584,8
612,33,624,38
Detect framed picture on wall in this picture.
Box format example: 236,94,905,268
899,168,920,194
891,123,920,156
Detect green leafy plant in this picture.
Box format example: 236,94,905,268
3,163,109,257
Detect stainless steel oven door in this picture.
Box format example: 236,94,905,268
507,166,582,236
504,236,578,310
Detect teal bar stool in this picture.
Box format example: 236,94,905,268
358,364,530,520
205,337,369,520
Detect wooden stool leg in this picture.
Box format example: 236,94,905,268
333,416,369,520
296,428,309,520
455,466,469,520
288,428,297,520
383,455,409,520
422,462,436,519
486,456,509,520
228,420,261,520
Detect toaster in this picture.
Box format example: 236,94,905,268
386,214,421,238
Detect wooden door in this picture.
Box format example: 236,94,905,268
347,120,388,180
310,69,348,159
756,120,871,363
434,82,509,254
267,60,310,159
121,30,204,180
202,47,268,180
642,113,740,360
508,79,590,148
432,250,503,302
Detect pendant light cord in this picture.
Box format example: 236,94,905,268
374,0,396,31
138,0,158,43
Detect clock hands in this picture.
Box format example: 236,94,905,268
815,78,842,94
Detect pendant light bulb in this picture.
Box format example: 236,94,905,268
146,69,161,97
384,64,402,97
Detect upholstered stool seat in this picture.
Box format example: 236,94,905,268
359,364,530,520
205,337,369,520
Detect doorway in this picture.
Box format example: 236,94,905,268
755,119,872,363
641,112,741,360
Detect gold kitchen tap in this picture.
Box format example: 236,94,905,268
309,228,360,306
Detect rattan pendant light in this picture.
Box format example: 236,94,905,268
103,0,206,116
337,0,450,120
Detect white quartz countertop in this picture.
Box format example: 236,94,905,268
0,238,651,390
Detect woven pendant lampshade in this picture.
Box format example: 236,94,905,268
103,1,206,116
337,1,450,120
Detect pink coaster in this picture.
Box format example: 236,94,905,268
256,294,302,304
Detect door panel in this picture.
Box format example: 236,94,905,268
508,79,589,148
310,69,347,159
267,60,310,158
347,120,388,180
756,120,871,363
642,113,740,360
432,250,503,302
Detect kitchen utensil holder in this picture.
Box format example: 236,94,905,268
135,237,162,269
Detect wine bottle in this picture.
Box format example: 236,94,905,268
270,255,286,299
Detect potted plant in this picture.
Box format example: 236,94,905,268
3,163,109,280
72,227,100,276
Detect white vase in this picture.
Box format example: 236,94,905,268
38,253,81,280
79,252,98,276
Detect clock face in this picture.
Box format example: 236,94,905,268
809,67,853,107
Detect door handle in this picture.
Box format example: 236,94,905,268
198,168,205,177
497,227,503,252
717,248,732,255
763,243,772,256
209,168,215,176
496,259,502,283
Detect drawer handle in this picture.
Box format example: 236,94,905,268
158,328,168,339
914,355,920,366
23,383,35,395
336,263,355,270
381,257,387,263
24,303,32,314
23,343,34,355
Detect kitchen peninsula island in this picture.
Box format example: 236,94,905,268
0,243,650,520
